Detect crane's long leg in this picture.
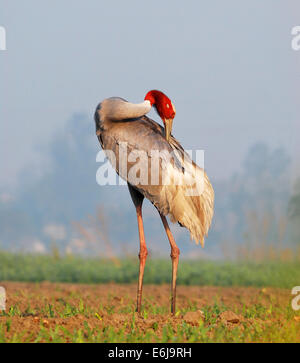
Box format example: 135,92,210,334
127,184,147,314
159,213,180,315
135,204,148,313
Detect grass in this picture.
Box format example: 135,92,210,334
0,291,299,343
0,251,300,288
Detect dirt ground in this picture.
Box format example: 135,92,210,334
0,282,298,342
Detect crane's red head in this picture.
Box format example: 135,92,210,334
144,90,176,142
144,90,176,120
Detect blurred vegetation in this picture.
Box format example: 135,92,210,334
0,251,299,288
289,180,300,219
289,194,300,219
288,178,300,244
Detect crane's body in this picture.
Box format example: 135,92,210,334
94,91,214,314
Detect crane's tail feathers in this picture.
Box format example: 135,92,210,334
157,166,214,247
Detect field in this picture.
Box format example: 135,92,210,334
0,253,300,343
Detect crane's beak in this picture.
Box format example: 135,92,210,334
164,118,173,143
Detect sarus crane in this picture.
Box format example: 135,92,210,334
94,90,214,314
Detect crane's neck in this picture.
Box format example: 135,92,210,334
98,97,152,123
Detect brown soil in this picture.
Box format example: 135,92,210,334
0,282,296,342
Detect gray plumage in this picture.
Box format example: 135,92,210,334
94,97,214,246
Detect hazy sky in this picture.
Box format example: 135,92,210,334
1,0,300,189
